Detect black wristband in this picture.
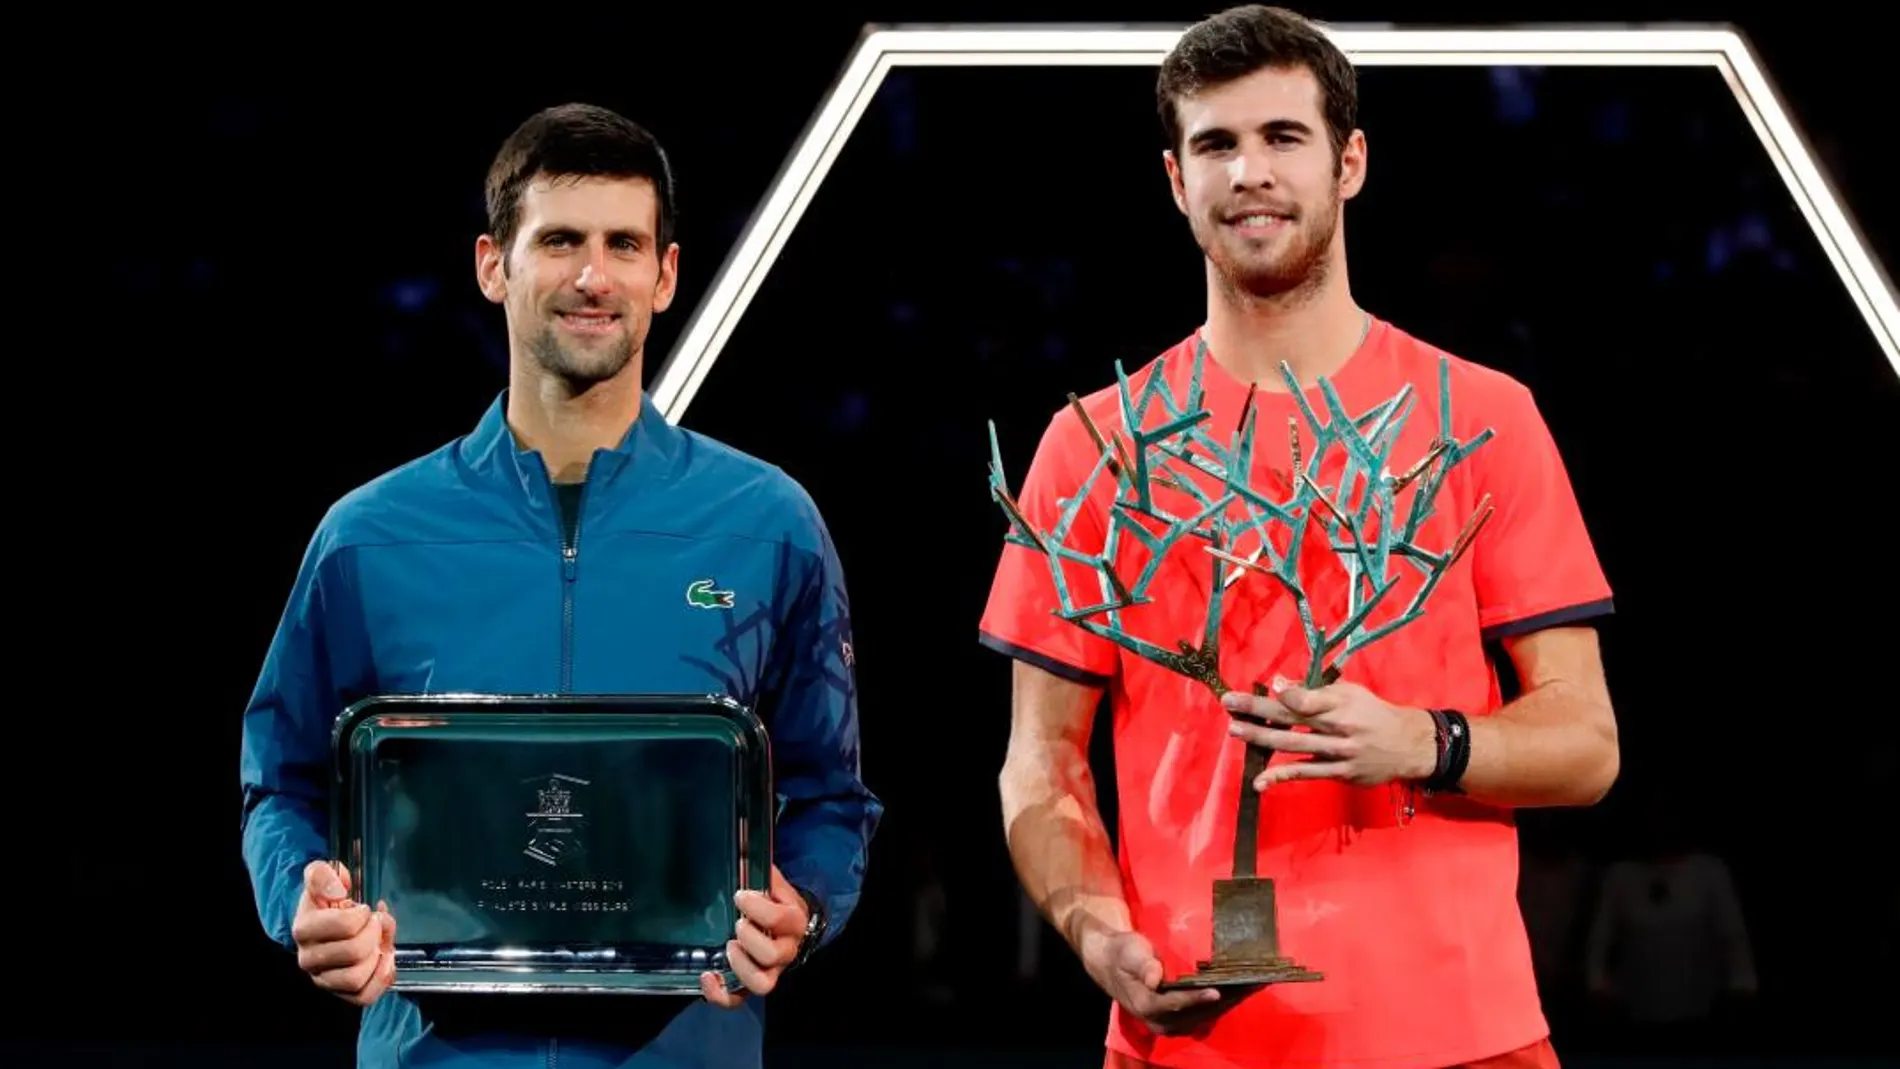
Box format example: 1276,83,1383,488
1423,709,1470,794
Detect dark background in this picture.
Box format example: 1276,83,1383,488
18,3,1896,1067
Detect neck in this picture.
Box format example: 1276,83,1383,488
1202,244,1367,393
505,357,644,484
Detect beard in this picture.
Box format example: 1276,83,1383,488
522,311,636,390
1198,191,1340,302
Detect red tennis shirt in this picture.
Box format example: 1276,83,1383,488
979,319,1612,1069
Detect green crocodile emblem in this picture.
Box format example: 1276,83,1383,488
685,578,735,610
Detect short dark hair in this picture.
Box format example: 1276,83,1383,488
1157,5,1358,166
484,102,677,259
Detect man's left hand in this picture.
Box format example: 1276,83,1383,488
1222,678,1437,790
699,865,809,1008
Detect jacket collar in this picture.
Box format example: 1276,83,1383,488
458,389,682,509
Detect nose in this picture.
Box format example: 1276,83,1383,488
1226,144,1276,190
574,248,613,296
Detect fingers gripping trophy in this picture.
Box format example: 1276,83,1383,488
986,342,1494,990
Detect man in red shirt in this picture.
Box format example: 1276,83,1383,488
980,6,1620,1068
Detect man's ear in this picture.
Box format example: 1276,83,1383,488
651,242,680,314
1162,150,1188,216
475,234,508,304
1337,129,1368,201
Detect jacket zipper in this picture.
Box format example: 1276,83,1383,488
559,481,587,694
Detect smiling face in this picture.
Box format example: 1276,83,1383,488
476,173,678,390
1163,63,1365,302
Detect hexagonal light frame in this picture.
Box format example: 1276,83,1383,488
650,23,1897,421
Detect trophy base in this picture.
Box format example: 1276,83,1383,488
1156,957,1325,991
1155,876,1324,993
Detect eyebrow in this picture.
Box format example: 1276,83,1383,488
532,223,652,244
1188,118,1315,148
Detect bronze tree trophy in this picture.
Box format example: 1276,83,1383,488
986,342,1494,990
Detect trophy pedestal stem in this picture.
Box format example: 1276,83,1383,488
1156,877,1324,991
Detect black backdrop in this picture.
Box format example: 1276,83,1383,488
19,6,1897,1067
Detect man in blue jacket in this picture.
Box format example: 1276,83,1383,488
239,102,882,1068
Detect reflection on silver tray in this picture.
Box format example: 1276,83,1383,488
330,693,772,994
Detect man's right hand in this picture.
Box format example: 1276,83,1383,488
1079,926,1238,1037
290,860,396,1006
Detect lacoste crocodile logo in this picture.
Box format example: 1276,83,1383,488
686,579,736,610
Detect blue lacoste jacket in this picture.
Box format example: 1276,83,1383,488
239,390,882,1068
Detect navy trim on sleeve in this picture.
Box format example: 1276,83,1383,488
977,630,1112,688
1481,598,1614,643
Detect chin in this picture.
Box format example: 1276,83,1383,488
1210,257,1293,295
569,358,632,384
534,352,634,389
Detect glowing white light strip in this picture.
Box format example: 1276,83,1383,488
652,25,1896,420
